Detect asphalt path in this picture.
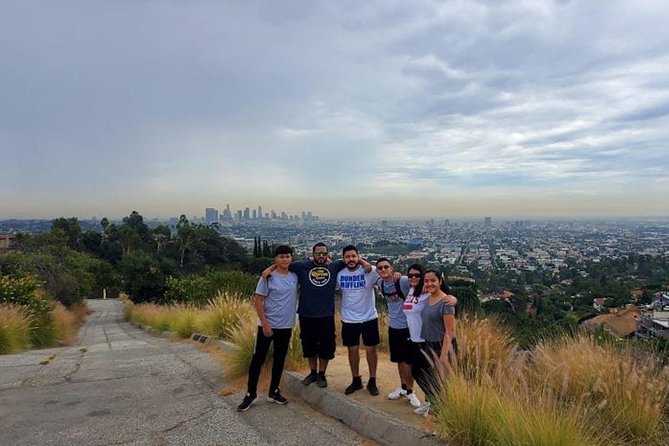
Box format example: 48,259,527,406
0,299,367,446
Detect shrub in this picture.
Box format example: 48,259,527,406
53,302,77,345
165,270,258,305
222,313,304,381
434,374,610,446
194,293,255,339
455,315,522,382
532,333,669,443
0,304,33,354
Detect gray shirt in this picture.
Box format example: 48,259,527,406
378,276,410,329
255,271,299,329
420,298,455,343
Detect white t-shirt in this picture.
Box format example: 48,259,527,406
337,265,380,323
402,287,428,342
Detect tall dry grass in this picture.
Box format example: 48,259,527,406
532,333,669,443
0,304,33,354
455,315,523,382
432,316,669,446
220,312,304,380
52,303,77,345
196,293,255,339
435,374,611,446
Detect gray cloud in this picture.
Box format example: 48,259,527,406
1,0,668,218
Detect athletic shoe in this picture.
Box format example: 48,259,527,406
237,393,258,412
267,389,288,405
316,374,328,388
414,401,430,416
302,372,318,386
387,387,407,400
367,380,379,396
407,392,421,408
344,378,363,395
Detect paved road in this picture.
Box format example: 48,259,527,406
0,299,367,446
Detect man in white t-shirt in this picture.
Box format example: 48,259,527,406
337,245,381,396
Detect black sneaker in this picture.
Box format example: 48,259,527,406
316,374,328,388
237,393,258,412
267,390,288,405
344,378,363,395
302,372,318,386
367,380,379,396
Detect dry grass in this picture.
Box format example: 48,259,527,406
455,315,523,383
194,293,255,340
432,316,669,446
434,373,611,446
0,304,33,354
52,303,77,345
531,333,669,443
222,312,304,381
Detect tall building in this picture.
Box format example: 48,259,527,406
205,208,219,224
222,204,233,222
257,206,263,220
243,207,250,221
484,217,492,227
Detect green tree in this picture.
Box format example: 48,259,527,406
51,217,83,250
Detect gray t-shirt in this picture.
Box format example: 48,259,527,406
420,298,455,343
378,276,409,329
255,271,299,329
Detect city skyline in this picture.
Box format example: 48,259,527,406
2,1,669,219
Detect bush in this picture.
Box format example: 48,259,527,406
195,293,255,339
0,304,33,354
432,315,669,446
165,270,258,305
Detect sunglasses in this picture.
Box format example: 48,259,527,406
407,273,422,279
377,265,391,270
314,252,328,257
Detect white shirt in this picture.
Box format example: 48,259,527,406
337,265,380,323
402,287,428,342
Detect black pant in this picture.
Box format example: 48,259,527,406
247,327,292,396
411,339,458,405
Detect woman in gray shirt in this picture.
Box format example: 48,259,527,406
413,269,457,417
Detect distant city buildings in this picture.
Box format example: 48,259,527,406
204,208,218,224
203,205,320,225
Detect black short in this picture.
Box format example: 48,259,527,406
299,315,336,360
388,327,412,363
341,319,380,347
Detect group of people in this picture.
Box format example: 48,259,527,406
237,242,458,418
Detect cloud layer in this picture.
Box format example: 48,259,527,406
2,0,668,218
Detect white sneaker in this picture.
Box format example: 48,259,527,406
414,401,430,416
387,387,407,400
407,392,421,408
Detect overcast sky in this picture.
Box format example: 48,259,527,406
2,0,669,220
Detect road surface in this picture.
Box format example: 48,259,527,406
0,299,368,446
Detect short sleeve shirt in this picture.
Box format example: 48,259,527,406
337,266,380,323
255,271,299,329
289,259,345,318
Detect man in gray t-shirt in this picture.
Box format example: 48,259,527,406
238,245,298,412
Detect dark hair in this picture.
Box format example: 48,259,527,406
424,269,452,294
312,242,327,252
376,257,391,265
407,263,425,296
274,245,293,256
342,244,358,256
